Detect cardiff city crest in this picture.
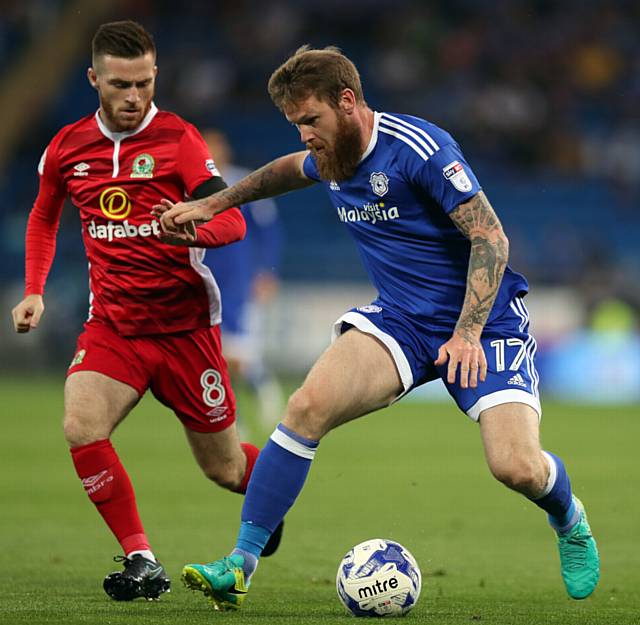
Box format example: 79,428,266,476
369,172,389,197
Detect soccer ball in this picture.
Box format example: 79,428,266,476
336,538,422,617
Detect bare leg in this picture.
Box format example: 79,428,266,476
283,328,403,440
63,371,139,446
184,424,247,491
479,402,547,498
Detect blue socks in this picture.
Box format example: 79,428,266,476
232,423,319,577
532,451,580,534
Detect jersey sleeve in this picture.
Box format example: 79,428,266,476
412,142,481,214
25,140,67,295
177,123,221,196
195,207,247,248
302,152,321,182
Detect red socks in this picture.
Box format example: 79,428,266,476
70,439,150,554
236,442,260,494
71,438,260,552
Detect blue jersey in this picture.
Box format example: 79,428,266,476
205,164,281,334
303,111,528,331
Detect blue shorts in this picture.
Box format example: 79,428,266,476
331,297,541,421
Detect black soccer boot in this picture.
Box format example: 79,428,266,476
261,520,284,557
103,554,171,600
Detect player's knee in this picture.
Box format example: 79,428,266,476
489,456,545,497
63,413,104,447
200,459,244,491
285,387,331,440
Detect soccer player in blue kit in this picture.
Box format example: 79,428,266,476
155,46,600,608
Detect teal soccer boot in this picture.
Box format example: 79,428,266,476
556,497,600,599
181,554,249,610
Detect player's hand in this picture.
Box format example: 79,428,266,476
434,330,487,389
151,198,215,234
158,229,198,246
11,294,45,333
152,200,198,244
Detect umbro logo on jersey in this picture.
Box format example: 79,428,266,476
329,180,340,191
74,162,90,176
507,373,528,388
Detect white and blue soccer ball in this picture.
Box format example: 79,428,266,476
336,538,422,617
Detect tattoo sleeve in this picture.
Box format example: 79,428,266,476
208,151,314,213
448,191,510,341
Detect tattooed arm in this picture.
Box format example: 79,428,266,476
450,190,509,339
153,151,314,237
434,191,509,388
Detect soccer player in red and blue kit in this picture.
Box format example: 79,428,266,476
10,21,281,601
157,46,600,609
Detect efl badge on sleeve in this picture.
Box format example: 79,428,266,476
131,153,155,178
442,161,472,192
369,172,389,197
205,159,220,176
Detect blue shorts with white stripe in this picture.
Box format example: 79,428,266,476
332,296,541,421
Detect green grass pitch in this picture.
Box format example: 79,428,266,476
0,376,638,624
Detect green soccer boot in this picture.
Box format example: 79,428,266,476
181,554,249,610
556,497,600,599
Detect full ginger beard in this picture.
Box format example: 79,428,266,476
311,112,363,182
98,91,153,132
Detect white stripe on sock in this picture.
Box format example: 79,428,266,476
536,451,557,499
270,428,317,460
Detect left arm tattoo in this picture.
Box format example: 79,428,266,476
448,191,509,341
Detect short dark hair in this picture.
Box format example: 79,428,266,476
92,20,156,63
268,45,365,110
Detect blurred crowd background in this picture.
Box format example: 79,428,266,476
1,0,638,403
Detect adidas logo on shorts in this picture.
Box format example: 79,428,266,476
507,373,528,388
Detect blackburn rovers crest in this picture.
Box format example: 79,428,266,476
369,172,389,197
131,153,155,178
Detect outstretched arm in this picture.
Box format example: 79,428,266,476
153,151,314,235
12,199,64,332
12,143,66,333
434,191,509,388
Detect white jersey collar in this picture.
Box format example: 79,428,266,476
360,110,380,163
95,102,158,142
